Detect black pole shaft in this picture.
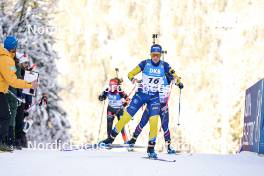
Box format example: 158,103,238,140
177,89,181,126
97,100,106,143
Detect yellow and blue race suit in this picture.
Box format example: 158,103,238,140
132,73,174,142
112,59,180,144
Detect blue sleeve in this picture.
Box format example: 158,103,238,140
163,62,171,74
138,60,147,70
166,73,174,84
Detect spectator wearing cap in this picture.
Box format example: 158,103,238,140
5,52,24,150
0,36,38,152
15,53,33,149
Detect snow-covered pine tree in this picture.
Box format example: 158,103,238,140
0,0,70,145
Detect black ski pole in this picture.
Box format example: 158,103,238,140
177,89,182,126
97,100,106,143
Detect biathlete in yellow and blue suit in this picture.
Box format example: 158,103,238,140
100,44,182,159
126,72,183,154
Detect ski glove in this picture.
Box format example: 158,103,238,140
99,95,106,101
176,82,184,89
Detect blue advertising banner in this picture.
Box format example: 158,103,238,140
259,103,264,154
242,79,264,154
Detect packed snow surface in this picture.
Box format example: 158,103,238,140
0,149,263,176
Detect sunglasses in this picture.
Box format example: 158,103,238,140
151,53,161,57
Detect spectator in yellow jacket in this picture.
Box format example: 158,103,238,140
0,36,38,152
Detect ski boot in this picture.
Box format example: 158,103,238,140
167,145,176,154
98,130,118,149
147,149,158,159
166,140,176,154
147,141,157,159
126,134,138,151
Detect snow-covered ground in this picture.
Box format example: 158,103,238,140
0,149,263,176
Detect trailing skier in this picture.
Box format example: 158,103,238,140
98,78,130,143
